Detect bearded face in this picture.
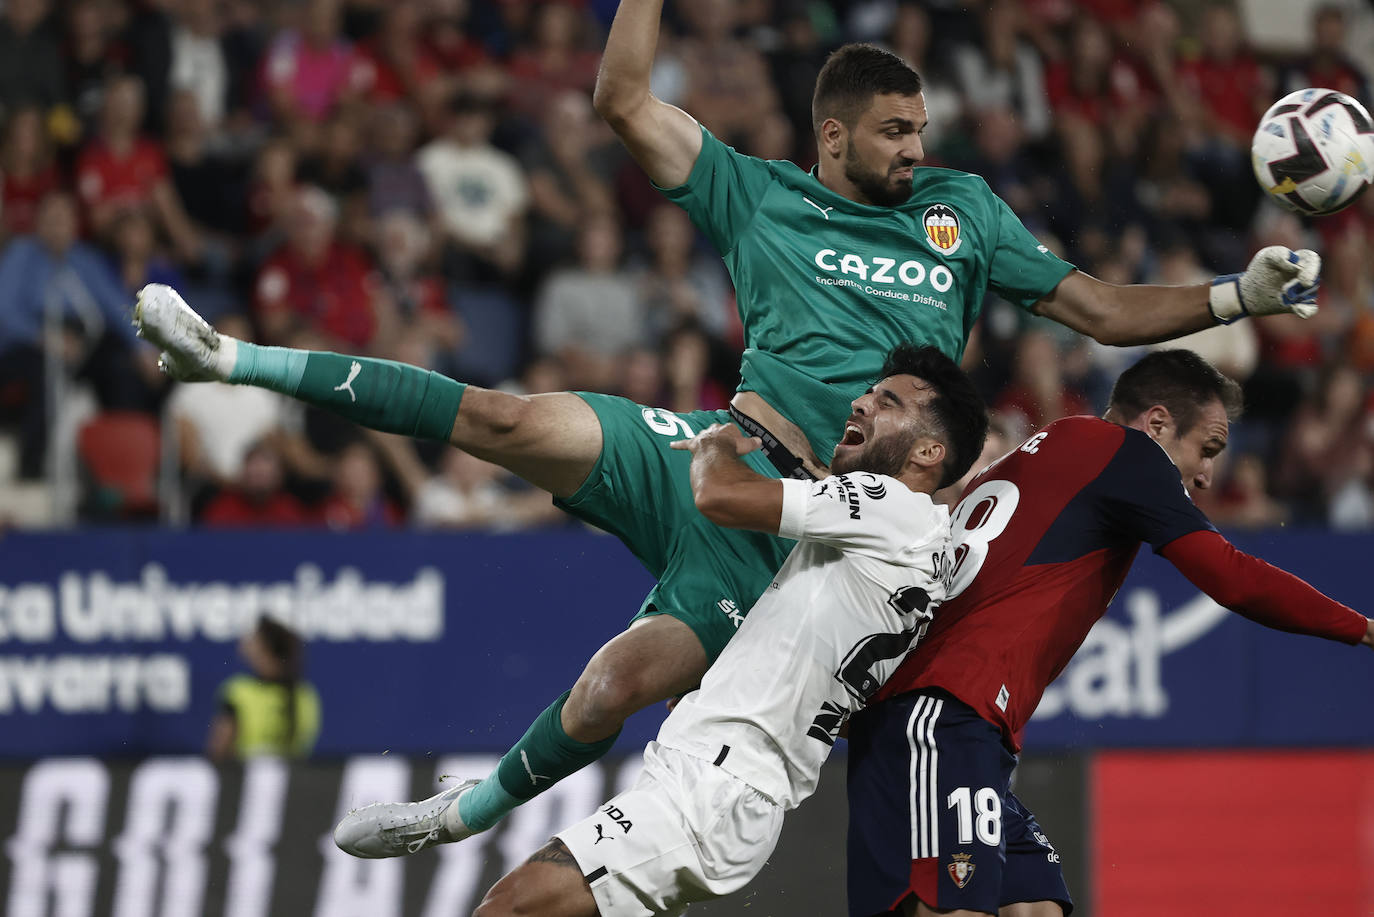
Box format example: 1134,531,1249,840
843,138,916,206
831,422,921,477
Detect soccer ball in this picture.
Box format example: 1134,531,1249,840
1251,88,1374,215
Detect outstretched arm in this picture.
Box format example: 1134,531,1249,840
592,0,703,188
671,423,782,532
1037,247,1321,346
1160,529,1372,648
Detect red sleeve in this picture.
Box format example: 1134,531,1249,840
1160,530,1368,645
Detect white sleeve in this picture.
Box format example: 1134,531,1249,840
778,473,942,559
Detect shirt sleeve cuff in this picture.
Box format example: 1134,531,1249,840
778,478,810,539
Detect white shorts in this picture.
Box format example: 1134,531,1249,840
556,742,785,917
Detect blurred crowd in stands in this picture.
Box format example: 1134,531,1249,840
0,0,1371,531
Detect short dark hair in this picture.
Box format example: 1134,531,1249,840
1108,350,1243,433
879,343,988,490
812,43,923,137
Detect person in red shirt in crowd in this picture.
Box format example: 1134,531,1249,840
352,0,443,105
244,138,298,238
371,209,463,363
0,106,61,240
993,330,1090,437
1042,15,1152,131
200,438,310,527
75,73,200,260
505,1,602,121
847,350,1372,917
1282,3,1370,104
254,184,378,350
316,440,400,530
1172,3,1272,149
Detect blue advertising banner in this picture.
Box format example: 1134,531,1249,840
1024,530,1374,749
1,530,656,758
1,529,1371,756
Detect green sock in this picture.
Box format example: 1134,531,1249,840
456,691,620,833
228,342,465,442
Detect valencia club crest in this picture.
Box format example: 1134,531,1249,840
923,204,962,255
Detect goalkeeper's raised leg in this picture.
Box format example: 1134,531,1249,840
132,281,718,851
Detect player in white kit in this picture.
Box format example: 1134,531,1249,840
468,344,988,916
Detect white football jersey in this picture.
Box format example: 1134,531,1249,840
656,472,949,810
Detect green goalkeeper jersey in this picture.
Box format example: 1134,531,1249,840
660,126,1076,462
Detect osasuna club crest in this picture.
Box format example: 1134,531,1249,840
948,852,976,888
923,204,962,255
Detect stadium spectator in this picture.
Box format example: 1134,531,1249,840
199,437,311,527
0,0,67,119
371,209,463,364
0,190,160,479
75,74,201,263
207,615,321,759
1044,15,1150,134
253,184,378,349
123,0,175,136
952,0,1052,143
960,105,1039,220
661,319,732,414
1202,453,1290,531
504,1,602,122
167,314,318,492
163,88,245,321
317,440,401,529
634,202,733,342
934,411,1014,508
0,106,62,241
994,330,1091,438
416,90,528,283
881,3,962,155
1169,3,1271,229
166,0,232,136
1176,3,1269,147
401,446,563,530
244,137,298,242
1276,363,1374,524
532,211,645,393
352,0,445,107
62,0,127,140
261,0,361,128
1145,239,1259,385
1281,4,1371,104
363,101,435,222
295,110,370,245
675,0,780,151
765,0,830,166
520,88,619,273
166,88,247,238
109,208,182,296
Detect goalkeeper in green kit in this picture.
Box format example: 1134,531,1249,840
135,0,1321,866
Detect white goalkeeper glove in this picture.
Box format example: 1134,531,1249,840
1208,246,1321,324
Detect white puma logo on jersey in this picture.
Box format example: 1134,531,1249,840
334,360,362,402
803,197,834,220
520,750,549,786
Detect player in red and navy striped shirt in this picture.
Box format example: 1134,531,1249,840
846,350,1373,917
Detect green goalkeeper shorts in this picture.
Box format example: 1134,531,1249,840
553,393,796,662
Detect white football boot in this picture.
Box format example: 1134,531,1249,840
131,283,236,382
333,778,480,858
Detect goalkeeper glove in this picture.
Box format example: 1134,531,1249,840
1208,246,1320,324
